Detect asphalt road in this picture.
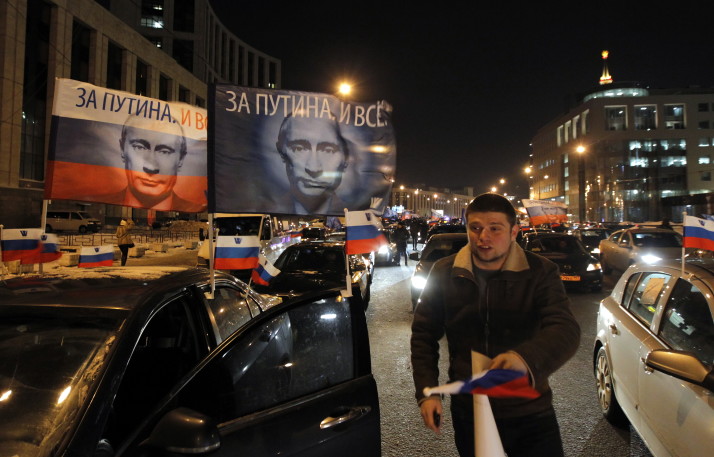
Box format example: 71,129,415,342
366,253,654,457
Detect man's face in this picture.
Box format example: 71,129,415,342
279,117,346,203
121,124,184,204
467,211,518,270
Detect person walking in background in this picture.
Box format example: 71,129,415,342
116,219,135,266
411,193,580,457
392,222,410,266
410,220,422,250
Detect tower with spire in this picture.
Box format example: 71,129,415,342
599,50,613,85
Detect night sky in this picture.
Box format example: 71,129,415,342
209,1,714,198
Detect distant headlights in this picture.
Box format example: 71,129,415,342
378,245,389,254
591,247,600,254
411,275,428,290
641,254,663,264
587,262,601,271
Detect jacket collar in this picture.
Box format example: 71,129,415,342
452,241,529,278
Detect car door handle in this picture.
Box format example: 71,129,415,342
609,323,619,335
319,406,372,429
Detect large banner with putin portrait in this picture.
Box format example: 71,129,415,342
45,78,207,212
209,85,396,216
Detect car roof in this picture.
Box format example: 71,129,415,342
427,232,468,241
0,267,236,309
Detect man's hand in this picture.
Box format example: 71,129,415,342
490,351,528,373
419,395,443,434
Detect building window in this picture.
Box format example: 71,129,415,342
107,41,123,90
572,115,580,140
173,0,194,32
699,120,710,129
699,103,709,112
564,120,571,143
701,171,712,182
269,61,277,88
173,39,194,72
159,74,170,101
634,105,657,130
136,59,148,96
605,106,626,131
699,156,711,165
699,138,711,147
564,166,569,178
20,0,51,182
178,86,190,103
145,36,162,48
71,21,91,83
141,0,164,28
195,96,205,108
664,104,685,129
557,125,563,147
248,52,255,86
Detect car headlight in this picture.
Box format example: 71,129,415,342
641,254,662,264
411,275,428,290
591,247,600,254
378,245,389,254
587,262,601,271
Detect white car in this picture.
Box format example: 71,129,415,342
594,259,714,457
598,227,683,275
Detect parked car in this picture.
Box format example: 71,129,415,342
425,223,466,241
520,232,603,292
571,227,611,256
593,259,714,457
373,229,399,266
254,240,373,310
409,233,469,309
301,226,328,240
327,231,376,273
598,227,684,275
45,210,102,233
0,267,381,456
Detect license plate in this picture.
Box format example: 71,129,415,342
561,275,581,281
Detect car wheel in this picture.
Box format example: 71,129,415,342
595,347,627,427
79,225,87,234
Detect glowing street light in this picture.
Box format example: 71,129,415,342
338,82,352,97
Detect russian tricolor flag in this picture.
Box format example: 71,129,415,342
423,369,541,399
78,245,114,267
39,233,63,263
345,210,387,255
214,235,260,270
0,229,43,264
251,254,281,286
684,215,714,251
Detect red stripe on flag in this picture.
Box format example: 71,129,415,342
214,257,259,270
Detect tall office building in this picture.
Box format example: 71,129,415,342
0,0,280,227
530,51,714,223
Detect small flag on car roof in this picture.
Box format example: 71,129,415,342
251,253,280,286
683,215,714,251
345,210,387,255
214,235,260,270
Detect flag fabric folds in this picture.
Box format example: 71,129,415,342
423,369,541,399
683,215,714,251
78,245,114,267
214,235,260,270
0,229,43,264
251,254,281,286
39,233,63,263
345,210,387,255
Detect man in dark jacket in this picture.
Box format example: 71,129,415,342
392,222,410,265
411,193,580,457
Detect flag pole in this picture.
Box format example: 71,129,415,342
0,224,4,280
39,200,49,275
207,213,215,299
682,211,687,276
342,209,352,298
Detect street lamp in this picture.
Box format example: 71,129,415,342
577,145,586,223
338,82,352,97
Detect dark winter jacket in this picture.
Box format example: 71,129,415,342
411,241,580,418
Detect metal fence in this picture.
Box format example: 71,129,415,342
57,229,200,249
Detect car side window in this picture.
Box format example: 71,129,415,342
203,287,256,343
178,296,354,422
618,233,630,247
627,272,670,326
621,272,641,306
659,279,714,366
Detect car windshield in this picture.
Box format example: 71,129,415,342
0,306,127,454
633,232,682,248
531,237,582,253
216,216,262,236
275,246,346,273
423,238,468,262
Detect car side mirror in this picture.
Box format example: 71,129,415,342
141,407,220,454
409,252,420,261
645,349,714,392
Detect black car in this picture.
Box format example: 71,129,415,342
0,267,380,456
426,223,466,241
255,240,373,309
520,232,603,292
409,233,469,309
571,227,612,257
372,229,399,266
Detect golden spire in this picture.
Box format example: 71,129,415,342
599,50,613,85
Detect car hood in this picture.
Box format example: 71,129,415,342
264,271,349,295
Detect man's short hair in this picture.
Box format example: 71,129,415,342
120,114,188,159
465,193,517,227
